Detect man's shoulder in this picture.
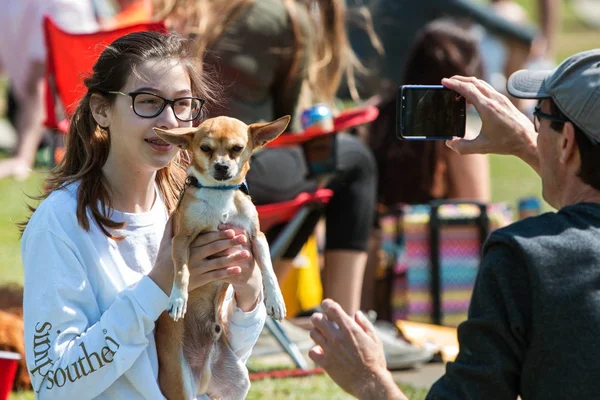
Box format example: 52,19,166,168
491,210,559,240
492,203,600,240
485,203,600,263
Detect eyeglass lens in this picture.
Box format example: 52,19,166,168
133,93,202,120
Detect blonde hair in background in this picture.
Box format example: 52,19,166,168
152,0,383,108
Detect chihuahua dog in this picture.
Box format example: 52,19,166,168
153,116,289,400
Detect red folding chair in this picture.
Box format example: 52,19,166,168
256,106,379,369
42,15,168,166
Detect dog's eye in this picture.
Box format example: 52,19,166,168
200,145,212,153
231,145,244,153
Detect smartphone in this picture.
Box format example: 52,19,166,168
397,85,466,140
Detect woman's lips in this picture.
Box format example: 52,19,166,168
145,138,173,152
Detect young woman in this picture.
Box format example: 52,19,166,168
20,31,266,399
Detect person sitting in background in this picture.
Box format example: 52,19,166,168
152,0,433,368
0,0,98,181
311,48,600,399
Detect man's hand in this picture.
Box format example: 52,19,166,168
309,299,407,400
442,76,540,175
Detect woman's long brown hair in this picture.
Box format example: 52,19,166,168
20,31,216,239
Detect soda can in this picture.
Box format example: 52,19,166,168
518,196,541,220
300,103,334,133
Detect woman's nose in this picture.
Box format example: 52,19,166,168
155,104,179,129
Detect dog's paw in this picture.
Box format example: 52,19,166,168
167,285,188,321
264,291,286,321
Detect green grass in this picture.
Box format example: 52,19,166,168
9,391,34,400
7,379,427,400
0,171,46,285
247,378,428,400
473,0,600,63
489,154,551,213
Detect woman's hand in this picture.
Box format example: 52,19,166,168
442,76,540,175
149,219,262,312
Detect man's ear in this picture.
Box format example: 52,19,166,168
559,122,578,165
153,127,197,150
249,115,291,148
90,93,111,128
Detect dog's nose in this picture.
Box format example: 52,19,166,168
214,163,229,174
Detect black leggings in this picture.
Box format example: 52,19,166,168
247,133,377,259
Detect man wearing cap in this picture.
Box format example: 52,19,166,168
305,49,600,400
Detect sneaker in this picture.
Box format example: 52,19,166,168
366,311,435,370
374,324,435,369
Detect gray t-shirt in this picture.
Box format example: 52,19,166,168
205,0,310,131
428,202,600,399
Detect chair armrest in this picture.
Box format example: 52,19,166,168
266,106,379,148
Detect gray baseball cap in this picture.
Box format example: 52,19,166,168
507,49,600,142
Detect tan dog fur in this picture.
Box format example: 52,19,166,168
153,115,289,400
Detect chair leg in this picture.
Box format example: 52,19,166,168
269,206,314,261
265,204,321,370
264,317,309,370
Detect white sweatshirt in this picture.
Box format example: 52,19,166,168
21,183,266,399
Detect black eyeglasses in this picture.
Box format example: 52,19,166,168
533,104,568,133
109,91,204,122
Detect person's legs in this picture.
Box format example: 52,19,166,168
247,133,377,316
0,63,46,180
321,250,368,315
320,133,377,315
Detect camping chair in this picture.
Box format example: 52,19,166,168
256,106,379,369
42,15,168,166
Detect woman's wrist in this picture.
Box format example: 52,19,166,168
232,267,262,312
148,254,173,296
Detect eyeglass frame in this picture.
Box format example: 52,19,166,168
108,91,205,122
533,103,568,133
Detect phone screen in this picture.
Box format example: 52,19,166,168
397,85,466,140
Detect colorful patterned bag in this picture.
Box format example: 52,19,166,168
381,201,513,326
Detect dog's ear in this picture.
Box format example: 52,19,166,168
153,127,197,150
249,115,291,148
